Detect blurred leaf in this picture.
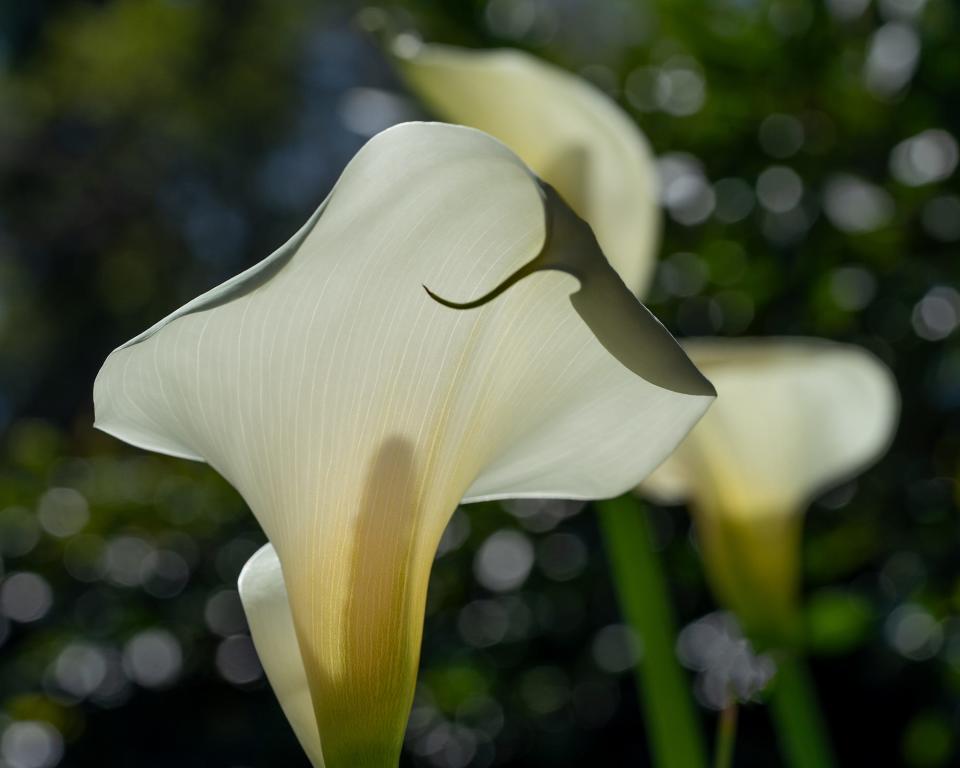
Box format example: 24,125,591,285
423,662,491,713
804,588,873,656
902,711,953,768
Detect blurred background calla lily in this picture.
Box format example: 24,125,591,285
395,41,660,297
641,337,899,647
93,121,714,766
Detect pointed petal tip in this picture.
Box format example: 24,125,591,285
237,542,279,590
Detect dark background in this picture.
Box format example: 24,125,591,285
0,0,957,766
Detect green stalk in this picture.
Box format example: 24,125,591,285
713,701,737,768
598,496,706,768
769,655,837,768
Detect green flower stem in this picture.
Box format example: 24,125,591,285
769,655,837,768
713,701,737,768
598,496,707,768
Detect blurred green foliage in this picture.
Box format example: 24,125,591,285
0,0,958,766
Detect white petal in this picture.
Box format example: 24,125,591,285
94,122,712,764
642,337,899,515
238,545,324,768
397,44,660,296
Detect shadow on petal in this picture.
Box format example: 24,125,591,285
296,436,434,767
428,184,715,398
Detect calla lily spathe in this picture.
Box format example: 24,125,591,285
396,41,660,297
641,337,899,644
94,122,715,766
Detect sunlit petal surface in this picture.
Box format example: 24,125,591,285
94,122,713,765
397,43,660,296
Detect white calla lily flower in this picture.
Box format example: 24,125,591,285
94,122,714,766
396,42,660,296
641,337,898,644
